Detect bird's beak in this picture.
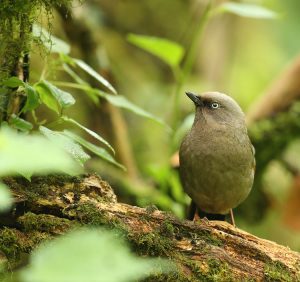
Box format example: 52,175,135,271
185,92,204,107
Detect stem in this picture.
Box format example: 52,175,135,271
23,52,30,83
108,103,139,180
7,16,31,119
171,2,211,128
40,62,48,80
49,81,90,90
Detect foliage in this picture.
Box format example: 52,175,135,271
123,1,278,218
0,126,79,177
0,125,80,211
1,0,299,280
63,130,125,169
127,34,185,69
32,24,71,55
127,1,277,127
0,23,172,174
0,74,123,170
0,0,73,80
19,228,172,282
0,12,177,280
216,2,278,19
127,4,209,127
59,53,169,127
0,0,280,217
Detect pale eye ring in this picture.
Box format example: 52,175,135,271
211,102,220,109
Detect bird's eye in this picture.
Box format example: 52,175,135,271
210,102,220,109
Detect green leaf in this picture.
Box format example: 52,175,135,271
63,64,87,85
0,182,13,212
20,228,172,282
217,2,277,19
62,64,99,104
33,24,71,54
34,82,60,114
20,172,32,181
1,76,24,88
22,84,40,113
0,126,80,177
40,127,90,166
9,114,33,132
63,130,125,170
73,58,117,94
61,116,115,154
50,36,71,55
41,80,76,108
127,34,185,67
35,80,75,114
98,92,170,130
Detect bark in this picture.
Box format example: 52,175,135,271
1,174,299,281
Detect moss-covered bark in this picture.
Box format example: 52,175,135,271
0,0,73,122
1,174,299,281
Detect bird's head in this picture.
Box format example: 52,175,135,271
186,91,246,128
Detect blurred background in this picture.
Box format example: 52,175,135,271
31,0,300,251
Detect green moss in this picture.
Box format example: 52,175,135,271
182,226,222,247
25,230,53,247
205,259,234,281
264,261,294,282
0,227,37,261
3,175,82,202
24,182,52,201
0,227,53,272
200,231,223,247
0,228,22,260
0,1,33,80
0,0,74,121
129,229,175,257
29,174,81,187
142,271,192,282
159,221,175,238
180,257,235,282
0,227,53,260
65,203,125,232
145,205,159,213
179,227,223,247
71,203,110,225
17,212,75,233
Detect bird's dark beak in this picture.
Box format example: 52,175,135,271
185,92,204,107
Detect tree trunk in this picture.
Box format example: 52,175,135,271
1,174,299,281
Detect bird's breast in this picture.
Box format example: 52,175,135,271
179,125,254,214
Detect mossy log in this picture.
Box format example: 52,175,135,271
1,174,300,281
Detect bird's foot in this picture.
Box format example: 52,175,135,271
193,210,210,225
230,209,236,227
192,209,201,222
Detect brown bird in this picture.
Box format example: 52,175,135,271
179,92,255,225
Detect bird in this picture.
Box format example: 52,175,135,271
179,91,255,225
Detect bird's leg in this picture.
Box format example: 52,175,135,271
230,209,236,227
187,200,197,220
193,207,201,222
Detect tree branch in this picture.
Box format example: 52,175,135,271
1,175,299,281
